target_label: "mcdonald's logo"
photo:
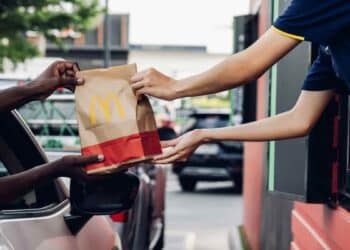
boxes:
[89,93,126,125]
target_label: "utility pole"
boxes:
[103,0,110,68]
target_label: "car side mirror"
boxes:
[70,171,140,216]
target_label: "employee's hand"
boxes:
[28,60,84,101]
[131,68,177,101]
[51,154,104,179]
[153,129,204,164]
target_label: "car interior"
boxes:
[0,111,66,213]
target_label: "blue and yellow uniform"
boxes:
[272,0,350,92]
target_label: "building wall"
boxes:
[246,1,350,250]
[291,202,350,249]
[242,0,269,249]
[128,49,227,79]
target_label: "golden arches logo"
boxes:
[89,93,126,125]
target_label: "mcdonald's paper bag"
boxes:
[75,64,162,174]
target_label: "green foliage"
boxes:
[0,0,103,71]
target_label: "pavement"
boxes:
[164,171,243,250]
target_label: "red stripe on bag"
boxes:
[81,130,162,173]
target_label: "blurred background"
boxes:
[0,1,252,249]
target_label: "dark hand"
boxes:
[28,61,84,101]
[51,154,104,179]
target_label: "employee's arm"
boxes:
[154,90,334,163]
[0,61,83,113]
[131,28,300,100]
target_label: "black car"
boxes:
[173,109,243,193]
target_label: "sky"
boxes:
[107,0,250,54]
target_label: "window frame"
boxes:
[338,96,350,210]
[0,111,67,216]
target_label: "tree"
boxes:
[0,0,102,71]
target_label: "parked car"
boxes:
[0,80,166,249]
[151,99,177,141]
[173,109,243,193]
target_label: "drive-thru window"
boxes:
[241,0,350,249]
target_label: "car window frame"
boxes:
[0,111,68,218]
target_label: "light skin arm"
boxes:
[131,28,300,100]
[154,90,334,163]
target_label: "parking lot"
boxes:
[165,171,243,250]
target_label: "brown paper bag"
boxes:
[75,64,162,174]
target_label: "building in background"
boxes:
[45,14,129,69]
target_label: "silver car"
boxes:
[0,79,166,250]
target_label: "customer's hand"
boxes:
[153,129,204,164]
[131,68,177,100]
[50,154,104,179]
[28,61,84,101]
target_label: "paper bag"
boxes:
[75,64,162,174]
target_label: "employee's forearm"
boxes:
[172,28,299,99]
[202,110,310,142]
[174,52,254,98]
[0,84,38,112]
[0,163,56,203]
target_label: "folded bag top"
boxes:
[75,64,162,174]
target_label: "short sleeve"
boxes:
[273,0,350,45]
[302,48,344,91]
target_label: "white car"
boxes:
[0,76,166,249]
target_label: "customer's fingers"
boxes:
[73,62,80,72]
[67,154,104,166]
[65,69,75,77]
[62,61,76,70]
[57,62,66,75]
[58,77,85,86]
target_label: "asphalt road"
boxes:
[164,171,243,250]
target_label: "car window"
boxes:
[18,97,80,152]
[194,115,230,129]
[0,112,65,212]
[0,161,8,177]
[0,159,44,211]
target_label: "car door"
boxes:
[0,111,116,250]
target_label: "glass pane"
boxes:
[195,115,230,129]
[0,160,39,210]
[18,96,80,151]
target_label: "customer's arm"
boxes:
[0,155,103,204]
[154,90,334,163]
[0,61,83,112]
[131,28,300,100]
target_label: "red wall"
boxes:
[242,1,269,249]
[291,203,350,249]
[244,2,350,250]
